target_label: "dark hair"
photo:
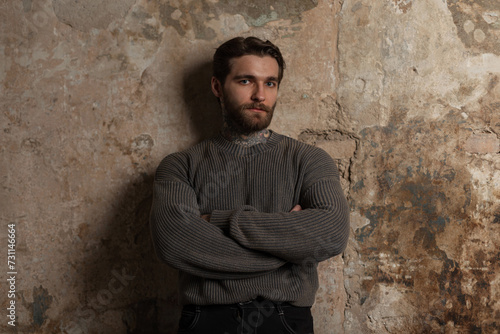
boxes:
[213,36,285,86]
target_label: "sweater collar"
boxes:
[211,130,283,156]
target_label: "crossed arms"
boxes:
[149,151,350,280]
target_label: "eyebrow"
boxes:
[233,74,278,82]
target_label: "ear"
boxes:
[211,76,223,98]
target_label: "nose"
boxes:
[251,83,265,102]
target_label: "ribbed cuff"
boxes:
[209,210,233,232]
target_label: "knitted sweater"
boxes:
[150,131,350,306]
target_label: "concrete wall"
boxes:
[1,0,498,333]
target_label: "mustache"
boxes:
[241,103,273,113]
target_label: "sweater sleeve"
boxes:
[149,157,287,280]
[210,150,350,264]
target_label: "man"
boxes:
[150,36,350,334]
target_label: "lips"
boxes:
[248,107,266,113]
[244,103,271,113]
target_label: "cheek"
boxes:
[232,88,253,104]
[225,84,245,98]
[267,91,278,104]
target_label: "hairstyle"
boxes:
[212,36,286,86]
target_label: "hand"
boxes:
[201,214,211,222]
[290,204,302,212]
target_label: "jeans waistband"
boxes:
[183,298,296,311]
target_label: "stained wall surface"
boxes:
[1,0,499,333]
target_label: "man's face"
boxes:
[211,55,280,134]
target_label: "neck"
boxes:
[221,123,270,147]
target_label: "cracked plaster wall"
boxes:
[1,0,499,333]
[339,0,500,333]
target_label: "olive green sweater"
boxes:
[150,131,349,306]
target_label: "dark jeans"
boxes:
[177,299,314,334]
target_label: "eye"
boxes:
[266,82,276,88]
[239,79,250,85]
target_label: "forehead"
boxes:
[228,55,279,78]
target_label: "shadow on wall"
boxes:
[183,60,223,142]
[65,64,221,333]
[72,176,179,334]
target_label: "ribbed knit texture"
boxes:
[150,131,350,306]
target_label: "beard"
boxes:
[221,93,275,134]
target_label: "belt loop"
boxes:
[195,305,201,313]
[235,302,243,323]
[276,302,284,316]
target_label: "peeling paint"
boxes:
[52,0,136,32]
[447,0,500,55]
[32,286,53,327]
[392,0,413,14]
[158,0,318,40]
[346,110,499,332]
